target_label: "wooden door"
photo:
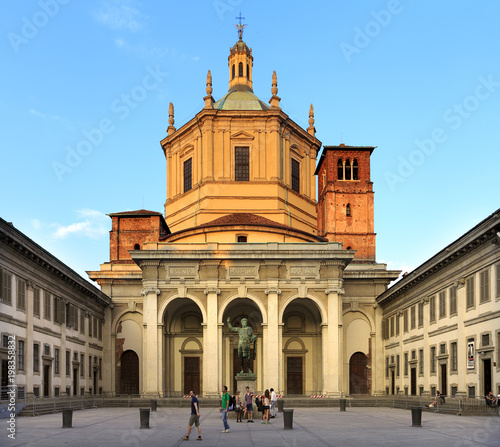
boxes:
[184,357,200,395]
[410,368,416,395]
[349,352,368,394]
[120,350,139,395]
[441,363,447,396]
[287,357,303,395]
[43,365,50,397]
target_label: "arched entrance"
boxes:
[282,297,323,396]
[163,297,204,397]
[120,350,139,395]
[349,352,368,394]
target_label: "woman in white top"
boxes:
[262,389,271,423]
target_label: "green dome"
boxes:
[214,85,269,111]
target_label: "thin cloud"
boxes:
[51,209,108,240]
[93,0,147,33]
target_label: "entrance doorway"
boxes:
[43,364,50,397]
[483,358,492,395]
[440,364,447,396]
[184,357,200,395]
[73,368,78,396]
[286,357,303,395]
[120,350,139,395]
[93,370,97,395]
[349,352,368,394]
[410,368,417,395]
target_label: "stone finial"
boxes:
[307,104,316,136]
[206,70,213,96]
[167,102,176,135]
[269,70,281,109]
[204,70,214,109]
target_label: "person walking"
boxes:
[270,388,277,418]
[244,386,254,422]
[181,390,202,441]
[220,385,231,433]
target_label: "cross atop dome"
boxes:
[234,12,246,41]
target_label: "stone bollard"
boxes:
[140,408,150,429]
[151,399,158,412]
[62,409,73,428]
[283,409,294,429]
[411,407,422,427]
[277,399,284,413]
[339,398,346,412]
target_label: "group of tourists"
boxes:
[181,385,278,441]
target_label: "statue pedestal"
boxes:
[235,372,256,394]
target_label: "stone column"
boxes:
[265,286,280,392]
[203,286,220,398]
[455,278,467,395]
[157,323,164,396]
[372,303,385,395]
[141,285,161,397]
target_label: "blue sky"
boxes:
[2,0,499,282]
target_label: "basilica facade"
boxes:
[88,30,399,398]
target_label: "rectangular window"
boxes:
[429,295,436,323]
[385,357,389,378]
[410,305,416,329]
[89,316,93,338]
[17,278,26,310]
[291,158,300,193]
[98,319,102,341]
[33,387,39,397]
[496,264,500,298]
[403,309,408,332]
[54,297,65,324]
[44,291,51,320]
[18,387,25,399]
[80,354,84,377]
[418,302,424,327]
[33,288,40,317]
[466,276,475,309]
[66,350,71,376]
[439,291,446,319]
[480,269,490,303]
[390,316,394,337]
[1,268,13,305]
[418,349,423,375]
[396,354,400,377]
[80,310,85,334]
[74,307,78,331]
[430,346,436,374]
[482,333,490,347]
[395,314,400,336]
[55,387,60,397]
[99,358,102,380]
[468,386,475,398]
[89,356,92,378]
[451,386,457,396]
[93,317,98,338]
[404,353,408,376]
[449,285,457,316]
[183,158,192,193]
[18,340,24,371]
[33,344,39,373]
[451,342,457,371]
[234,146,249,181]
[55,348,60,375]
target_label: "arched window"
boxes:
[134,244,140,250]
[353,159,359,180]
[238,62,243,77]
[337,159,344,180]
[246,64,249,79]
[232,64,235,79]
[346,204,351,217]
[345,158,351,180]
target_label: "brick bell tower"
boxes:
[315,144,376,261]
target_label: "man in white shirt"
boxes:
[270,388,277,418]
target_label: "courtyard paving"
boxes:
[4,406,499,446]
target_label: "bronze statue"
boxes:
[227,317,256,373]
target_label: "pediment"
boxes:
[230,131,255,140]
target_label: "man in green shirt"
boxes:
[220,385,230,433]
